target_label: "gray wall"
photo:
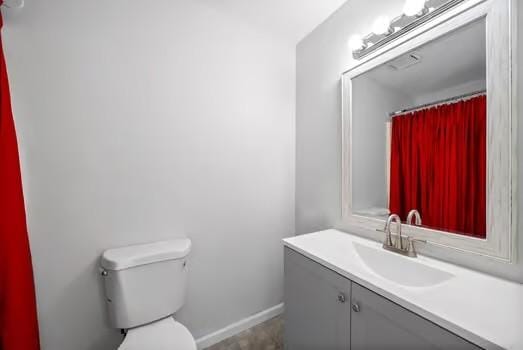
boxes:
[296,0,523,283]
[3,1,295,349]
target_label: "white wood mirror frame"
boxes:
[340,0,517,262]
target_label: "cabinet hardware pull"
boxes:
[351,302,361,312]
[337,293,346,303]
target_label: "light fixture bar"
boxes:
[352,0,465,60]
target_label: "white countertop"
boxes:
[283,229,523,350]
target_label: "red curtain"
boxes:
[0,6,41,350]
[389,95,486,238]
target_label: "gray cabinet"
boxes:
[284,247,351,350]
[350,283,481,350]
[284,247,482,350]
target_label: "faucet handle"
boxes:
[377,227,393,247]
[406,236,427,257]
[406,237,417,257]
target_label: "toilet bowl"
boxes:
[118,317,196,350]
[100,239,196,350]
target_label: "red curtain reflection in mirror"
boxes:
[389,95,486,238]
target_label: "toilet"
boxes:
[100,239,196,350]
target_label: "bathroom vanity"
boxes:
[283,230,523,350]
[287,0,522,348]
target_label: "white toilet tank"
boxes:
[100,239,191,330]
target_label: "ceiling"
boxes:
[196,0,349,44]
[360,17,486,99]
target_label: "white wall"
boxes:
[413,79,486,105]
[296,0,523,283]
[2,1,295,349]
[352,76,413,212]
[296,0,405,234]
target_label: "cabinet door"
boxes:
[351,283,482,350]
[284,247,351,350]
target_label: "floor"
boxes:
[204,316,283,350]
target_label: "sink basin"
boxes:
[353,242,454,287]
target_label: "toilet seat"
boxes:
[118,317,196,350]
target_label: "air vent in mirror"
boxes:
[388,52,422,70]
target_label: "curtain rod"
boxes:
[1,0,24,9]
[389,89,486,117]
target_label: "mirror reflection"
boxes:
[352,18,486,238]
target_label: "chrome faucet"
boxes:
[406,209,422,226]
[405,209,424,257]
[383,214,402,250]
[381,212,425,257]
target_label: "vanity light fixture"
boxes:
[372,16,393,35]
[403,0,428,17]
[348,35,365,51]
[350,0,465,60]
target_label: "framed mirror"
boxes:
[341,0,516,261]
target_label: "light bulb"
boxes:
[348,35,364,51]
[372,16,392,35]
[403,0,426,17]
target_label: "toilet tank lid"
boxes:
[101,238,191,271]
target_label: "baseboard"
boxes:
[195,303,284,349]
